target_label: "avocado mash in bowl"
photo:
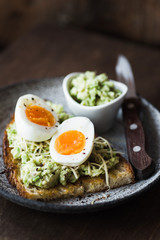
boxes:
[63,71,128,132]
[69,71,122,106]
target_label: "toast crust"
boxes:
[3,120,135,200]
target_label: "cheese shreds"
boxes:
[100,155,109,187]
[7,122,119,188]
[70,167,79,180]
[88,162,91,175]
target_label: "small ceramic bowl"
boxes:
[63,72,128,132]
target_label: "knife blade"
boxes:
[115,55,154,180]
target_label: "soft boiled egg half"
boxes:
[49,117,94,167]
[15,94,59,142]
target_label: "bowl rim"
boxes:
[63,72,128,110]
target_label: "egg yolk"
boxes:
[54,130,86,155]
[26,105,56,127]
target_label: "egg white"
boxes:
[15,94,59,142]
[49,117,94,167]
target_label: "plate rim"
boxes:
[0,171,160,214]
[0,77,160,214]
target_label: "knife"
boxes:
[115,55,154,180]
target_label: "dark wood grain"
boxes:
[0,24,160,240]
[123,97,154,179]
[0,24,159,109]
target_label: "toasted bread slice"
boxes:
[3,121,135,201]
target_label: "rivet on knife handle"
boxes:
[122,97,154,180]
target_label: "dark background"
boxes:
[0,0,159,109]
[0,0,160,47]
[0,1,160,240]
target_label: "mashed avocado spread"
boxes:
[7,101,119,189]
[69,71,121,106]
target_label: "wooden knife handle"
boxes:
[122,97,154,180]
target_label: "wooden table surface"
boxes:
[0,24,160,240]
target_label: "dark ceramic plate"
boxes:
[0,77,159,213]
